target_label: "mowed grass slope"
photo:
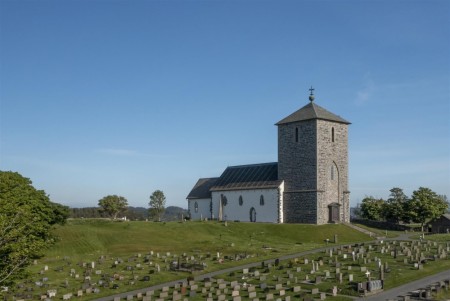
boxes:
[49,220,371,261]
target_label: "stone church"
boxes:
[187,89,350,224]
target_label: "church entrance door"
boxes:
[249,207,256,222]
[328,203,340,223]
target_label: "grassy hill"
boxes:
[49,219,371,260]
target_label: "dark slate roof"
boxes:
[276,102,351,125]
[186,177,219,199]
[210,162,282,191]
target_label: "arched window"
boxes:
[260,195,265,206]
[250,207,256,222]
[194,201,199,213]
[295,127,299,143]
[239,195,243,206]
[331,127,335,142]
[221,195,228,206]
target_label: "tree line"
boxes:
[355,187,448,231]
[69,206,188,221]
[96,190,167,221]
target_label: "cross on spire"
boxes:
[308,86,315,102]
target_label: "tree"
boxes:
[98,195,128,219]
[0,171,68,285]
[406,187,448,232]
[360,196,385,221]
[437,195,449,213]
[149,190,166,221]
[383,187,408,224]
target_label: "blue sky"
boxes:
[1,0,449,209]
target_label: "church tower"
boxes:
[276,88,350,224]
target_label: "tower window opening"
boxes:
[260,195,265,206]
[331,165,334,180]
[331,127,335,142]
[295,127,299,143]
[239,195,243,206]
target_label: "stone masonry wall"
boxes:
[278,120,317,223]
[283,192,317,224]
[278,115,349,224]
[316,120,349,224]
[278,120,317,192]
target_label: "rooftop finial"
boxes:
[309,86,315,102]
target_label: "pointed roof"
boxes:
[210,162,282,191]
[186,177,219,199]
[276,102,351,125]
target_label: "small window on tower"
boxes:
[331,165,334,180]
[239,195,243,206]
[332,127,335,142]
[260,195,265,206]
[295,127,299,143]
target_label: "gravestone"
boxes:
[332,286,337,296]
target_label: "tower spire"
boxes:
[309,86,315,102]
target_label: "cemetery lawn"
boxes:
[412,233,450,241]
[13,220,450,301]
[17,220,370,300]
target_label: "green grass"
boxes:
[7,220,371,300]
[412,233,450,242]
[351,223,404,238]
[48,219,371,259]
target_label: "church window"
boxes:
[221,195,228,206]
[295,127,299,142]
[239,195,243,206]
[260,195,265,206]
[331,165,334,180]
[194,201,199,213]
[331,127,335,142]
[250,207,256,222]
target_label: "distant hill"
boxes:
[69,206,188,221]
[163,206,189,221]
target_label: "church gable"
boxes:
[186,177,219,199]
